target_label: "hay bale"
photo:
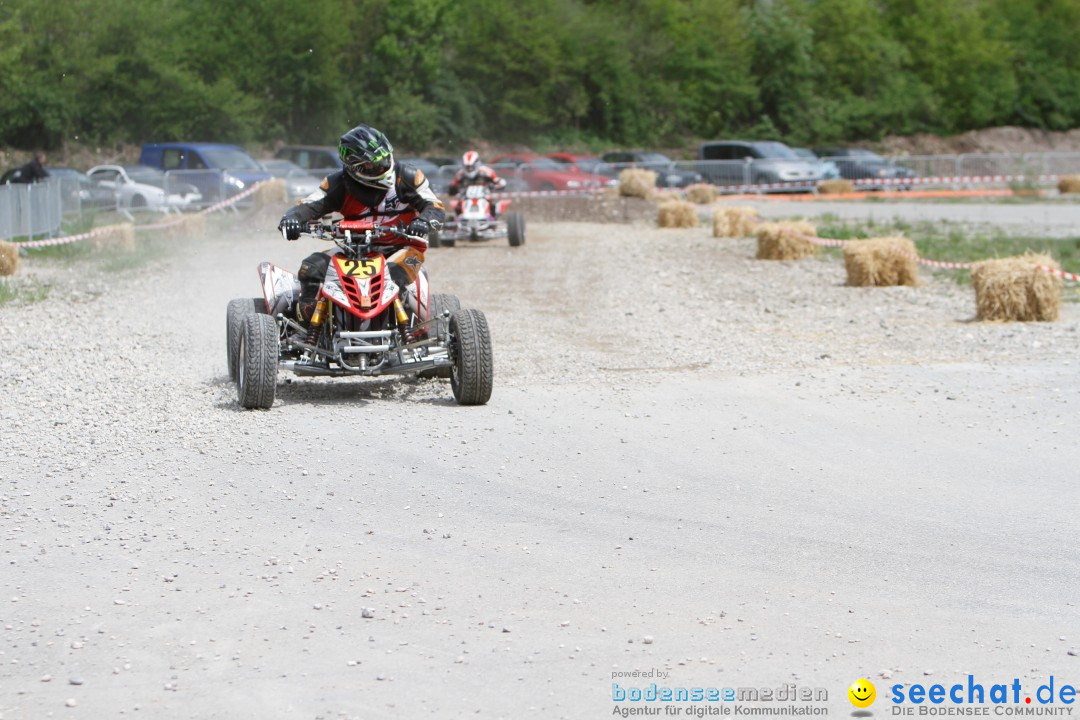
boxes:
[618,169,657,199]
[254,178,288,208]
[972,254,1062,322]
[164,212,206,238]
[754,221,818,260]
[712,206,759,238]
[0,241,18,276]
[657,200,698,228]
[684,183,717,204]
[1057,175,1080,194]
[92,224,136,252]
[818,179,855,195]
[842,236,920,287]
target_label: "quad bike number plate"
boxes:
[339,256,383,278]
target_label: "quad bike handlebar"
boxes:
[286,219,428,256]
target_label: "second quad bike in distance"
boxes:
[433,185,525,248]
[225,218,493,409]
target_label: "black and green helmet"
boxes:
[339,124,395,189]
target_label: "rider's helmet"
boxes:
[462,151,480,179]
[339,124,395,190]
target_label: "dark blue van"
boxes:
[139,143,272,203]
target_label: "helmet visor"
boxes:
[344,153,392,181]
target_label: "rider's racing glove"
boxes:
[406,218,433,238]
[278,216,303,240]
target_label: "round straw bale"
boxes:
[842,236,920,287]
[684,183,717,204]
[713,206,759,238]
[618,169,657,199]
[92,224,136,252]
[971,254,1062,322]
[0,241,18,276]
[254,178,288,208]
[164,212,206,238]
[818,179,855,195]
[657,200,698,228]
[754,221,818,260]
[1057,175,1080,194]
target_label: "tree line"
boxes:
[1,0,1077,153]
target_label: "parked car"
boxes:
[696,141,822,188]
[812,147,917,186]
[545,153,616,177]
[258,159,322,201]
[87,165,202,211]
[599,151,702,188]
[274,145,343,172]
[398,156,451,194]
[491,154,618,192]
[48,167,117,209]
[791,148,840,180]
[140,143,272,203]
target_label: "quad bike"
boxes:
[225,218,493,409]
[432,184,525,248]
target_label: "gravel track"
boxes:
[1,211,1078,718]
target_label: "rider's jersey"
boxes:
[449,166,506,197]
[284,163,445,228]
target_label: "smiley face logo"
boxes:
[848,678,876,708]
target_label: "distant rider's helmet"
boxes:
[339,124,395,190]
[462,151,480,180]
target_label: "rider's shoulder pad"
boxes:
[396,163,427,188]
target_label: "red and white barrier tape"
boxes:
[853,173,1059,189]
[16,224,130,249]
[795,231,1077,280]
[490,188,604,199]
[15,182,266,249]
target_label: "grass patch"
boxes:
[0,277,50,306]
[816,217,1080,289]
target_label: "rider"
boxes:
[278,124,445,326]
[448,151,506,217]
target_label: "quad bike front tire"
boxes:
[428,229,441,248]
[237,314,279,409]
[418,293,461,380]
[227,297,265,381]
[449,309,493,406]
[507,212,526,247]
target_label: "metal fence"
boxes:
[0,180,63,241]
[429,152,1080,195]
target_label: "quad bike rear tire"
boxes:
[418,293,461,379]
[507,212,526,247]
[227,297,265,381]
[449,309,493,406]
[237,314,279,409]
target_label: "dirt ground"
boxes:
[1,208,1078,719]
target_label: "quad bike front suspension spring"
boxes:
[307,298,329,345]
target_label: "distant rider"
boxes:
[277,124,445,327]
[448,151,506,217]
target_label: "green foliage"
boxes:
[0,0,1078,152]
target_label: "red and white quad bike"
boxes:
[433,184,525,248]
[225,218,493,409]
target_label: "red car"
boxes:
[490,154,617,192]
[545,153,617,179]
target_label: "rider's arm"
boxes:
[483,167,507,190]
[448,170,463,197]
[281,171,348,223]
[397,165,446,227]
